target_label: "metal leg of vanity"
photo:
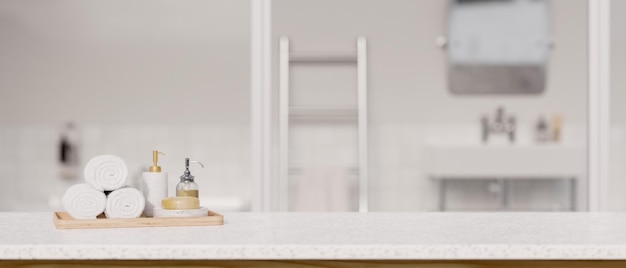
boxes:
[500,179,509,210]
[436,177,578,212]
[569,177,577,211]
[438,179,447,211]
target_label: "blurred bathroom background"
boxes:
[0,0,622,212]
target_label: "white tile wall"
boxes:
[0,121,588,212]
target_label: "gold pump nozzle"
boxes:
[149,150,165,172]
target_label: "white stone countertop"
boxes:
[3,212,626,260]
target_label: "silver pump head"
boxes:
[179,158,204,182]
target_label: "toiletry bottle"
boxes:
[142,150,168,217]
[176,158,204,198]
[552,114,563,142]
[535,116,549,142]
[58,121,80,180]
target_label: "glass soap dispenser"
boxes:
[176,158,204,198]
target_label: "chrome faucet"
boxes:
[481,106,516,143]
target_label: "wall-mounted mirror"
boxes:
[445,0,550,95]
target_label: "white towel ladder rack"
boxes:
[278,36,368,212]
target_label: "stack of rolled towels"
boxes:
[62,155,145,219]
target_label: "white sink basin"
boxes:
[426,145,586,179]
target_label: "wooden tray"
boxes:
[53,211,224,229]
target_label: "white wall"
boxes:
[0,0,252,211]
[272,0,588,211]
[609,0,626,211]
[0,0,250,124]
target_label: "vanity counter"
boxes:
[2,212,626,260]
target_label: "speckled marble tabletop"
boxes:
[2,212,626,260]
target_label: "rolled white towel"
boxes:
[84,155,128,191]
[62,183,107,220]
[105,187,145,219]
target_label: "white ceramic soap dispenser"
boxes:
[142,150,168,217]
